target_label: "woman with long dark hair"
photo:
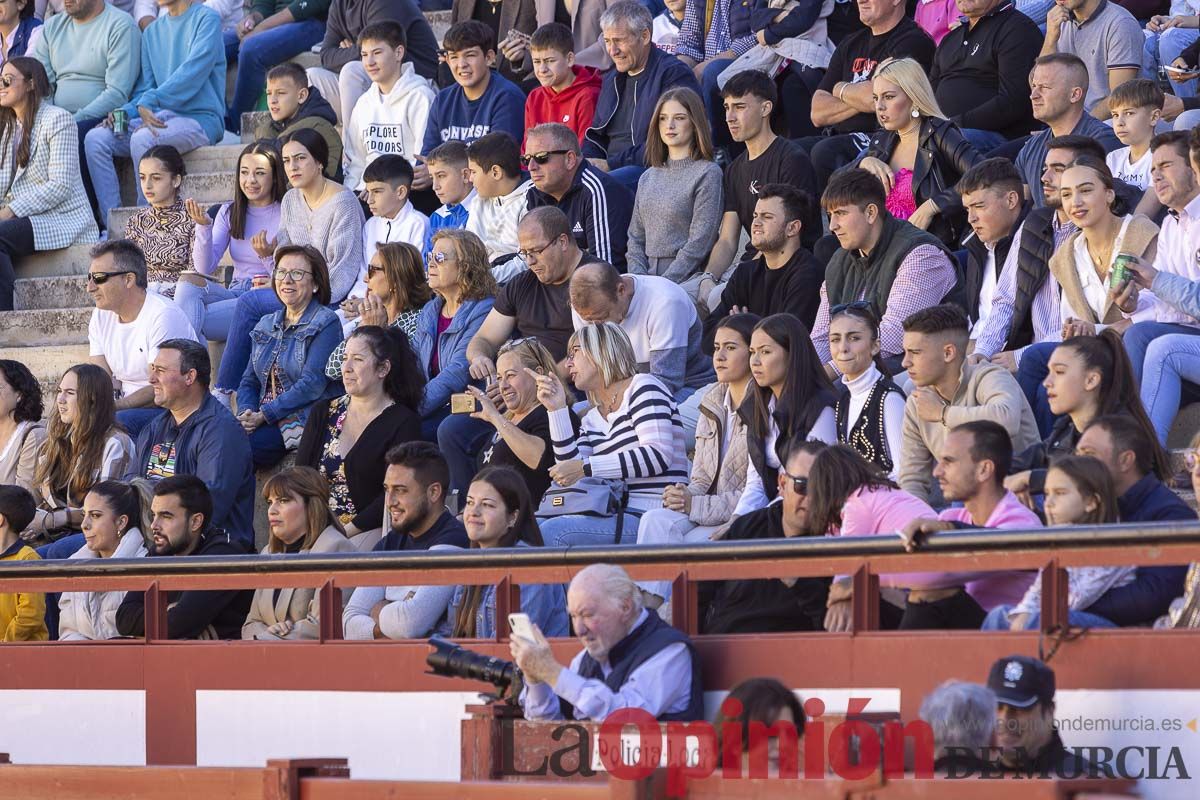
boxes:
[297,326,424,551]
[446,466,568,639]
[28,364,134,546]
[175,139,287,342]
[829,303,905,478]
[57,480,149,640]
[243,467,356,640]
[0,56,97,310]
[0,358,43,491]
[732,313,837,517]
[806,445,937,631]
[1006,330,1170,500]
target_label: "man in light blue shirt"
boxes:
[510,563,704,722]
[83,0,225,233]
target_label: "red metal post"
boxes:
[318,579,342,642]
[1040,559,1070,633]
[144,581,168,642]
[851,565,880,632]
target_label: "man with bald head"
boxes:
[511,563,704,721]
[1015,54,1121,207]
[570,261,713,400]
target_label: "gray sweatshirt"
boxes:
[626,158,724,283]
[276,186,366,304]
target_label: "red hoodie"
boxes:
[524,66,603,147]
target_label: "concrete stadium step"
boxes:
[0,342,91,400]
[14,274,88,311]
[0,308,91,348]
[182,144,245,175]
[113,168,236,211]
[1168,401,1200,450]
[19,244,99,279]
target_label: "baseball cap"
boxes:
[986,655,1055,709]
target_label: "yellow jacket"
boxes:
[0,539,48,641]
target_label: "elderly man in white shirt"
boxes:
[510,563,703,722]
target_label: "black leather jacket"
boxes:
[861,116,982,245]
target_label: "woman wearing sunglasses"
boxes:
[236,245,344,468]
[828,302,905,479]
[212,128,365,409]
[635,313,758,606]
[412,229,497,440]
[0,57,98,311]
[324,242,431,378]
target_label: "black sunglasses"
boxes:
[87,270,134,285]
[520,150,570,167]
[782,470,808,496]
[830,300,872,317]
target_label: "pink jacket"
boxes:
[914,0,961,45]
[939,491,1041,610]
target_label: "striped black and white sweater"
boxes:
[547,374,689,512]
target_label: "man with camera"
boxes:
[509,563,704,722]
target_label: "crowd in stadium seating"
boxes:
[1,0,1200,729]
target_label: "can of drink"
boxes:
[112,109,128,136]
[1110,254,1135,289]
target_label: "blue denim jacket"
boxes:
[443,543,569,638]
[412,294,495,417]
[237,300,343,425]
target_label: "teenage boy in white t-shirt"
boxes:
[1107,79,1164,191]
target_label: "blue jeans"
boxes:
[437,413,495,494]
[215,286,283,391]
[37,532,87,640]
[539,512,641,547]
[961,128,1010,154]
[1145,28,1200,99]
[84,111,210,232]
[608,164,645,193]
[117,407,166,439]
[982,604,1118,630]
[1121,320,1200,385]
[1140,331,1200,444]
[1016,341,1061,438]
[173,278,254,344]
[226,19,327,134]
[249,421,287,468]
[700,57,735,145]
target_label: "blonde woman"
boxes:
[856,57,981,244]
[242,467,355,641]
[459,337,580,502]
[626,86,723,297]
[531,322,689,546]
[413,229,498,435]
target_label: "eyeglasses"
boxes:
[520,150,570,167]
[367,265,385,277]
[1187,451,1200,471]
[781,469,808,496]
[427,250,454,266]
[517,237,561,260]
[273,268,312,282]
[87,270,134,285]
[498,336,541,355]
[831,300,872,317]
[0,75,23,88]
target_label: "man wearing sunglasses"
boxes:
[85,239,199,438]
[701,438,831,634]
[524,122,632,270]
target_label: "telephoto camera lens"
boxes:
[426,636,516,690]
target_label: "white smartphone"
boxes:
[508,612,535,640]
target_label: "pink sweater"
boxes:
[938,491,1041,610]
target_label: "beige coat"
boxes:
[687,383,749,526]
[57,528,148,641]
[242,526,356,640]
[0,421,45,493]
[899,360,1041,502]
[1049,214,1158,325]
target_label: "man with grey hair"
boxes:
[510,563,703,721]
[525,123,633,270]
[919,680,996,775]
[582,1,698,192]
[86,240,199,438]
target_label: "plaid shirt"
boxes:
[2,103,98,250]
[811,244,958,366]
[676,0,759,63]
